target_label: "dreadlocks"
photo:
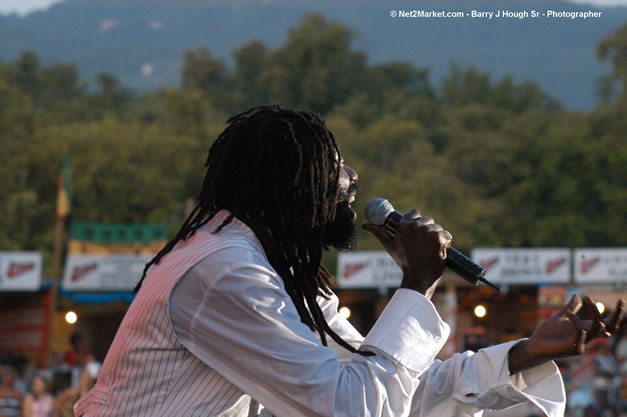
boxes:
[134,104,371,356]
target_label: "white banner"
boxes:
[62,254,152,291]
[0,252,42,291]
[574,248,627,284]
[471,248,570,284]
[337,251,402,288]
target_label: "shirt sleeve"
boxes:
[318,293,566,417]
[315,292,364,364]
[407,341,566,417]
[168,246,449,417]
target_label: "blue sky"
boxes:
[0,0,63,15]
[1,0,627,16]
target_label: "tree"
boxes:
[441,62,558,112]
[233,41,271,108]
[90,72,131,117]
[163,87,223,137]
[259,13,367,113]
[10,51,42,103]
[0,78,34,140]
[40,62,83,104]
[181,48,234,111]
[597,23,627,101]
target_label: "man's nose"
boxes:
[343,164,358,184]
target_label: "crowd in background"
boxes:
[1,325,626,417]
[560,320,627,417]
[0,333,99,417]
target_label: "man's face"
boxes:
[323,160,359,250]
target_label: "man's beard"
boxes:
[323,200,358,251]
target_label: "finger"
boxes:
[439,231,452,259]
[606,299,625,334]
[583,296,604,340]
[580,319,607,341]
[402,209,422,220]
[415,216,435,226]
[583,295,601,320]
[564,310,586,332]
[439,230,453,252]
[438,230,453,248]
[583,295,603,322]
[577,330,587,354]
[564,311,587,354]
[423,223,443,232]
[564,294,582,315]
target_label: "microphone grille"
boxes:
[364,198,395,225]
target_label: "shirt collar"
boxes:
[208,209,264,252]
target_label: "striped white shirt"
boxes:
[75,210,565,417]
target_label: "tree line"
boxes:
[0,13,625,277]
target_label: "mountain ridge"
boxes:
[2,0,626,108]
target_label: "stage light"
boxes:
[474,305,487,318]
[65,311,78,324]
[596,302,605,314]
[339,306,351,319]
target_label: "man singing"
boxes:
[75,105,623,417]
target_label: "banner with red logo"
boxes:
[337,251,402,288]
[62,254,152,291]
[574,248,627,284]
[471,248,570,284]
[0,252,42,291]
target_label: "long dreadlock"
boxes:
[134,104,371,356]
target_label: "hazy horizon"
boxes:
[2,0,627,16]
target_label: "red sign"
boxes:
[546,257,566,274]
[581,257,600,274]
[71,263,98,282]
[343,262,366,278]
[480,257,499,270]
[7,262,35,278]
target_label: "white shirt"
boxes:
[168,222,566,416]
[75,211,565,417]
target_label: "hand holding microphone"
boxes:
[363,198,500,294]
[361,201,452,298]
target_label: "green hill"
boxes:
[1,0,626,108]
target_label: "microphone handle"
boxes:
[446,247,486,286]
[383,210,500,291]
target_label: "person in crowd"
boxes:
[53,362,99,417]
[0,367,23,417]
[613,320,627,369]
[63,334,90,368]
[22,375,53,417]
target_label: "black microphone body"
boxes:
[365,198,500,291]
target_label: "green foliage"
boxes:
[181,48,235,111]
[92,72,131,116]
[597,22,627,101]
[257,13,368,113]
[441,62,560,112]
[233,41,271,109]
[0,12,625,278]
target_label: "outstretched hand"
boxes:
[508,294,624,375]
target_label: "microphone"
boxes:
[365,198,500,292]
